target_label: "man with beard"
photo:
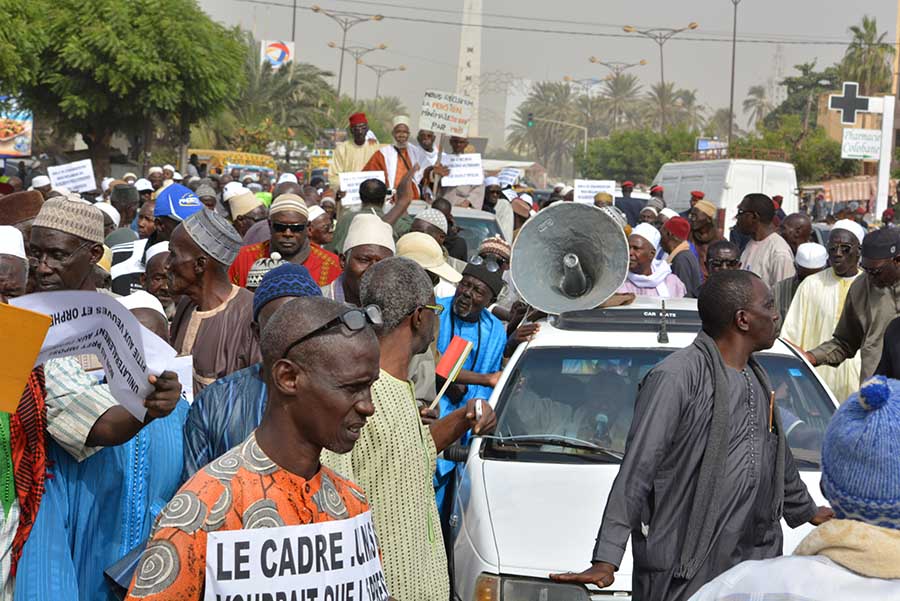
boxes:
[412,129,439,187]
[782,221,864,401]
[363,115,423,200]
[803,227,900,384]
[169,209,261,396]
[552,270,830,601]
[434,261,508,526]
[617,223,687,298]
[147,166,164,191]
[229,194,341,287]
[772,242,827,324]
[141,241,175,321]
[689,199,723,279]
[329,112,382,189]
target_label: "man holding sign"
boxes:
[127,297,382,601]
[329,113,382,190]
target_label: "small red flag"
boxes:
[436,336,473,380]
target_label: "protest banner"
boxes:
[574,179,616,204]
[418,90,475,137]
[11,291,177,420]
[0,303,51,412]
[441,153,484,187]
[47,159,97,193]
[339,171,386,206]
[497,168,522,188]
[205,511,389,601]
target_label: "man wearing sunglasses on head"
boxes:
[127,296,381,601]
[229,194,341,288]
[803,227,900,385]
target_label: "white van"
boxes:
[653,159,798,237]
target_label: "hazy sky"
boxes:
[199,0,897,146]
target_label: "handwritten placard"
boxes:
[497,168,522,187]
[574,179,616,204]
[441,153,484,187]
[338,171,386,206]
[205,511,389,601]
[419,90,475,137]
[47,159,97,193]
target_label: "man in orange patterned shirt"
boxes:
[126,297,382,601]
[229,194,341,288]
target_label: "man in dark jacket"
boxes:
[614,180,645,227]
[180,263,322,480]
[661,216,702,298]
[552,270,832,601]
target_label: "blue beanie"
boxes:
[821,376,900,529]
[252,263,322,322]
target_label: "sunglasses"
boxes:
[281,305,383,359]
[735,208,757,218]
[827,244,856,255]
[271,222,307,234]
[469,254,507,273]
[708,259,740,269]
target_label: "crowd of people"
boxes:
[0,108,898,601]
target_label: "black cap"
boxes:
[462,262,505,298]
[110,184,140,206]
[861,227,900,260]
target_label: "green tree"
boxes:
[577,127,695,183]
[4,0,245,177]
[507,82,581,176]
[764,61,841,130]
[705,107,744,140]
[840,16,894,95]
[600,73,643,132]
[673,89,707,131]
[743,85,773,129]
[643,82,681,132]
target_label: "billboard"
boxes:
[0,97,32,158]
[261,40,294,69]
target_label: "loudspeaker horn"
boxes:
[510,202,629,314]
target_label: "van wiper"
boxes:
[484,434,624,461]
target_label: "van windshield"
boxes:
[485,347,834,468]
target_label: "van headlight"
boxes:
[474,573,591,601]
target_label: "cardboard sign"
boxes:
[497,168,522,187]
[441,153,484,187]
[574,179,616,204]
[339,171,386,206]
[0,303,51,413]
[11,291,177,421]
[419,90,475,137]
[205,511,389,601]
[47,159,97,193]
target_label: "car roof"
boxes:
[528,296,796,357]
[408,200,500,221]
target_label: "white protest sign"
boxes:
[841,128,882,160]
[441,153,484,187]
[419,90,475,137]
[10,291,177,421]
[574,179,616,204]
[205,510,389,601]
[339,171,386,206]
[47,159,97,193]
[168,355,195,405]
[497,168,522,187]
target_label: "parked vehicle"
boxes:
[653,160,799,238]
[408,201,504,251]
[450,297,837,601]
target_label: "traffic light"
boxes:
[526,112,534,128]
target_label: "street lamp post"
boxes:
[363,64,406,98]
[328,42,386,101]
[588,57,648,77]
[623,22,699,131]
[727,0,741,148]
[311,5,383,102]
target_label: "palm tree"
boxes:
[743,85,773,129]
[575,91,609,139]
[600,73,642,132]
[507,81,580,176]
[675,89,707,131]
[643,82,680,132]
[840,16,894,95]
[705,108,739,140]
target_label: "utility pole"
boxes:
[588,57,647,77]
[623,22,699,132]
[363,64,406,98]
[533,116,588,179]
[291,0,297,42]
[328,43,386,101]
[727,0,741,148]
[311,6,383,102]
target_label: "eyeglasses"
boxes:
[861,263,888,277]
[414,303,444,316]
[280,305,383,359]
[29,241,92,269]
[271,222,307,234]
[735,208,757,218]
[469,254,507,272]
[707,259,740,269]
[828,244,855,255]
